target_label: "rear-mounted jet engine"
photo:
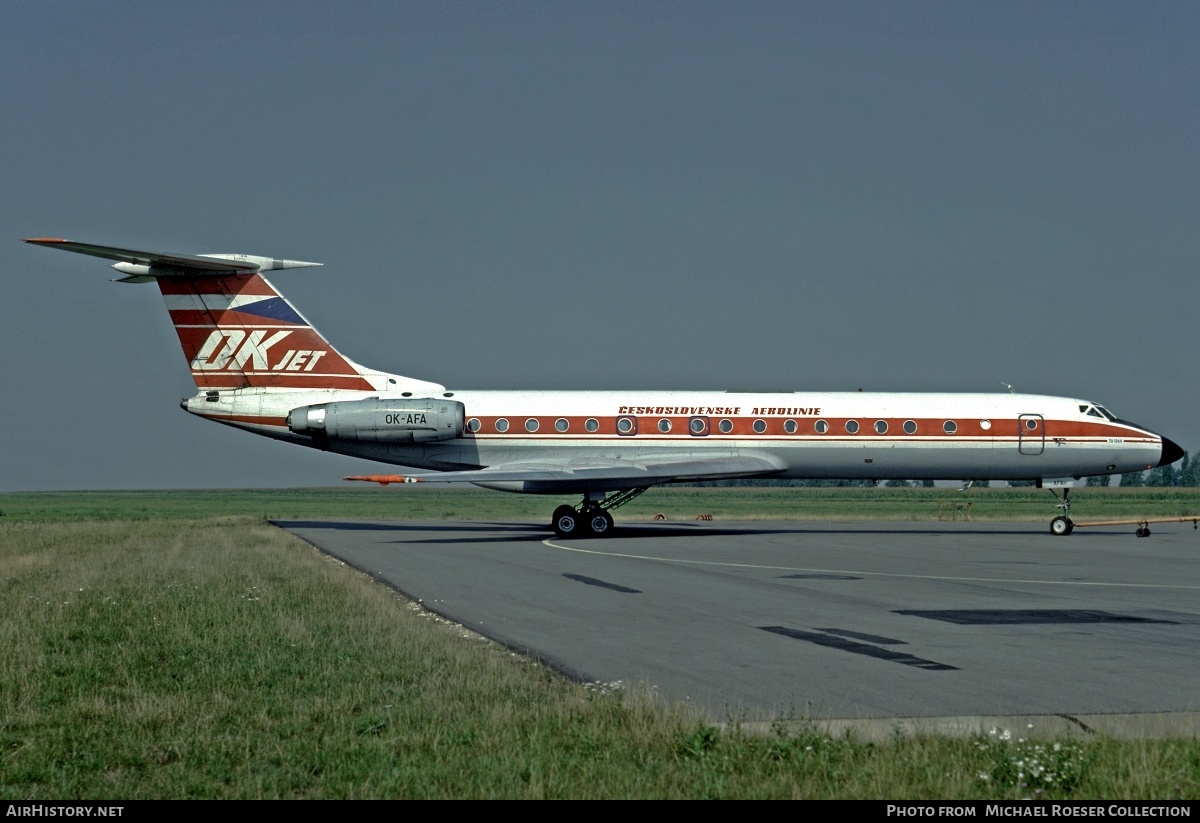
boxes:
[288,398,464,443]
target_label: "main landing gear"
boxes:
[550,488,649,538]
[1049,488,1074,536]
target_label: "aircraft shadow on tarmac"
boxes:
[272,520,537,533]
[590,524,1056,539]
[273,519,1068,542]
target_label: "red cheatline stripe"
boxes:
[457,415,1153,439]
[195,413,289,426]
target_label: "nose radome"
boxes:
[1158,437,1185,467]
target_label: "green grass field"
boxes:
[3,488,1199,798]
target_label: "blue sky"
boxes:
[4,2,1197,490]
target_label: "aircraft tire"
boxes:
[1136,527,1150,538]
[1050,516,1073,536]
[586,510,614,537]
[551,505,575,530]
[553,507,580,537]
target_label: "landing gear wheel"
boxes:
[1050,516,1074,536]
[585,510,614,537]
[552,507,580,537]
[1136,526,1150,538]
[551,505,575,530]
[549,489,645,540]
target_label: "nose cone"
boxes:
[1158,437,1185,467]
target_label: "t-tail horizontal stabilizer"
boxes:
[24,238,321,282]
[26,237,443,394]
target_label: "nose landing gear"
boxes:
[550,487,649,538]
[1049,488,1074,536]
[1043,485,1200,538]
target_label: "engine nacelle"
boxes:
[287,397,464,443]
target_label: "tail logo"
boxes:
[190,329,328,373]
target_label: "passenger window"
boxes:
[658,419,672,433]
[555,418,569,432]
[495,418,509,433]
[689,418,707,434]
[585,418,599,432]
[815,420,829,434]
[525,418,539,433]
[753,419,767,434]
[617,417,635,435]
[874,420,888,434]
[943,421,957,434]
[718,419,733,434]
[903,420,917,434]
[783,419,797,434]
[846,420,860,434]
[467,418,481,433]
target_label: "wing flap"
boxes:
[346,453,785,486]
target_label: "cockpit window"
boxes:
[1095,406,1116,421]
[1087,407,1104,418]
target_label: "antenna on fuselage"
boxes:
[999,381,1015,394]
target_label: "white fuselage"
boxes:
[186,387,1165,492]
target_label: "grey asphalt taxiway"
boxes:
[277,519,1200,736]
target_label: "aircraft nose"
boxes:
[1158,436,1185,467]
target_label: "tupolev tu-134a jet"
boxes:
[26,238,1183,537]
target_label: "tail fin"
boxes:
[24,238,434,392]
[158,271,375,390]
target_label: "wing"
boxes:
[346,452,786,491]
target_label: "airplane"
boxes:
[26,237,1184,538]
